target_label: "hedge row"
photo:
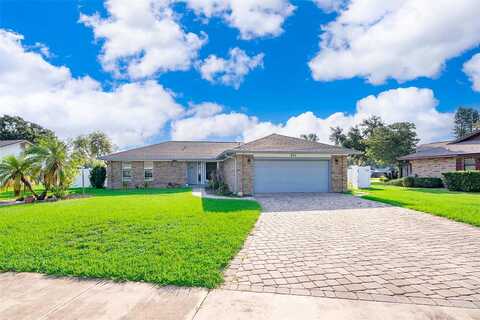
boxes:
[442,171,480,192]
[386,176,444,188]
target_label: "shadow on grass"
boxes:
[201,197,261,213]
[70,187,192,197]
[361,195,409,208]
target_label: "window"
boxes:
[464,158,476,171]
[206,162,217,181]
[122,162,132,181]
[144,161,154,181]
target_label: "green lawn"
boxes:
[0,188,260,288]
[355,183,480,227]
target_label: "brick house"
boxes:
[101,134,360,195]
[398,130,480,178]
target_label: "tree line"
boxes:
[300,107,479,169]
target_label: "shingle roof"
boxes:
[101,134,361,161]
[0,140,28,148]
[229,134,361,155]
[398,131,480,160]
[100,141,241,161]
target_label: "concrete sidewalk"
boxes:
[1,273,480,320]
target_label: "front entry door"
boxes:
[187,162,198,185]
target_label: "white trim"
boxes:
[253,153,332,159]
[234,156,238,193]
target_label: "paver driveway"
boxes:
[222,193,480,309]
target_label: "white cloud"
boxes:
[463,53,480,92]
[198,48,264,88]
[80,0,206,79]
[172,87,454,144]
[185,102,223,117]
[0,29,183,147]
[184,0,295,39]
[309,0,480,84]
[313,0,345,12]
[171,102,258,140]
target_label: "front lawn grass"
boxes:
[0,188,260,288]
[355,183,480,227]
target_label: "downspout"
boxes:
[234,156,238,194]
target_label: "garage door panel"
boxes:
[254,160,329,193]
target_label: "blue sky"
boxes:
[1,0,479,147]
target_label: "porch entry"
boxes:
[187,161,218,185]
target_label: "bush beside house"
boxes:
[386,176,443,188]
[89,165,106,188]
[442,171,480,192]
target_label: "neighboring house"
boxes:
[398,130,480,178]
[0,140,31,159]
[100,134,360,195]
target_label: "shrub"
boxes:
[402,176,415,187]
[51,186,69,199]
[443,171,480,192]
[386,178,403,186]
[413,177,443,188]
[386,176,443,188]
[207,171,232,196]
[89,165,107,188]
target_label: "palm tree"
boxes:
[0,155,38,197]
[25,138,70,199]
[300,133,319,142]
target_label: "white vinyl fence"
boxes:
[71,168,91,188]
[348,166,371,189]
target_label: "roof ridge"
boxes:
[101,140,242,159]
[448,129,480,144]
[169,140,240,144]
[104,141,170,157]
[235,133,352,150]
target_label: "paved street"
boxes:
[222,193,480,309]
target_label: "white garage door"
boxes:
[254,159,330,193]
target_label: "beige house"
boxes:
[398,130,480,178]
[101,134,360,195]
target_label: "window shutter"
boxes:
[476,158,480,170]
[456,158,463,171]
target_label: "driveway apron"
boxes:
[222,193,480,309]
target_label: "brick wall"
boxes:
[107,161,187,189]
[221,155,254,196]
[411,157,456,178]
[222,157,236,193]
[331,155,348,192]
[238,155,254,195]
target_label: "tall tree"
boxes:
[359,116,385,138]
[0,115,55,143]
[453,107,480,138]
[72,131,114,167]
[343,126,367,165]
[300,133,319,142]
[365,122,419,167]
[329,126,346,146]
[26,137,80,199]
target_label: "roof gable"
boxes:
[0,140,30,148]
[398,132,480,161]
[231,133,360,155]
[449,130,480,144]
